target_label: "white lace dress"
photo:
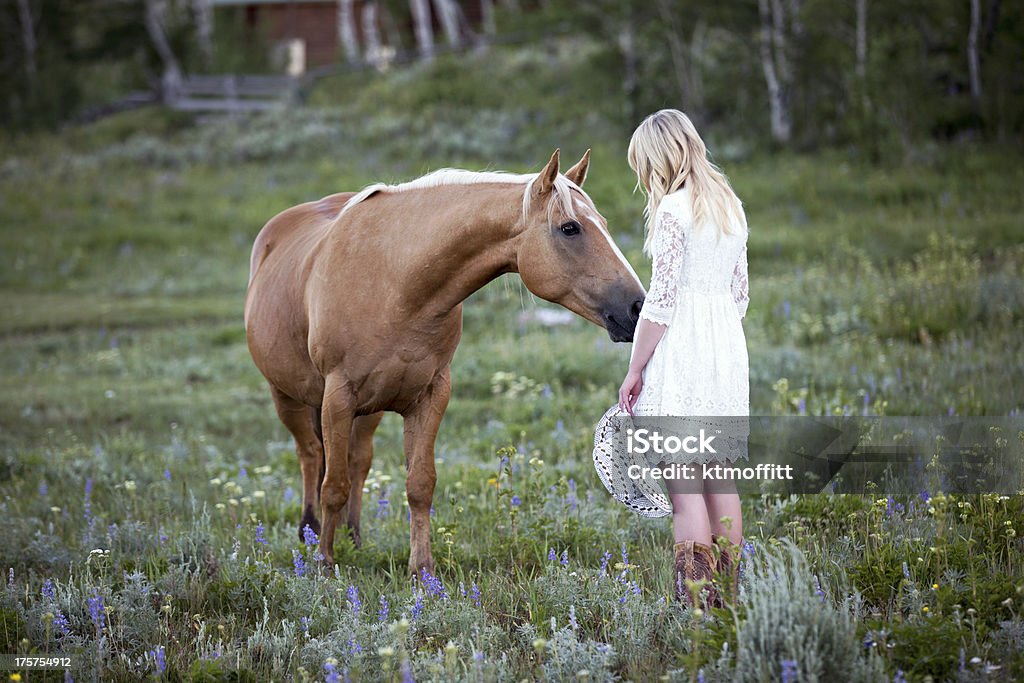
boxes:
[630,186,750,464]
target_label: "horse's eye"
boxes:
[559,221,582,237]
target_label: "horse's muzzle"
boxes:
[603,295,644,342]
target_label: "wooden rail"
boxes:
[169,74,298,112]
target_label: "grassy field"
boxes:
[1,48,1023,682]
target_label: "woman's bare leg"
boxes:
[704,490,742,546]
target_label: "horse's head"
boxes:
[515,149,646,343]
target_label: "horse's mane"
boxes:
[337,168,588,223]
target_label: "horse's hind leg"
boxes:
[268,385,325,541]
[343,412,384,548]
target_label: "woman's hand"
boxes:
[618,369,643,416]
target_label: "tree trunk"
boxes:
[618,11,637,126]
[855,0,867,79]
[144,0,183,102]
[967,0,983,102]
[409,0,434,61]
[362,1,383,68]
[432,0,461,49]
[192,0,214,68]
[480,0,496,38]
[758,0,792,142]
[656,0,703,112]
[16,0,37,82]
[338,0,360,65]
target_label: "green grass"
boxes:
[1,46,1023,681]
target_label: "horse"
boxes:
[244,149,646,573]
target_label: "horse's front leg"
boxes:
[319,374,355,570]
[402,369,451,575]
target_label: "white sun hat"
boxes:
[592,404,672,518]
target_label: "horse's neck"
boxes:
[385,184,523,317]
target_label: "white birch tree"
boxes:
[362,1,383,68]
[16,0,37,82]
[338,0,360,65]
[967,0,983,103]
[410,0,434,61]
[432,0,461,50]
[191,0,213,68]
[145,0,183,102]
[757,0,793,143]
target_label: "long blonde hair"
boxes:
[627,109,744,255]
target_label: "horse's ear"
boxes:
[564,149,591,187]
[534,148,561,196]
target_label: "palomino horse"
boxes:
[245,149,645,572]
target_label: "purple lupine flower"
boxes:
[739,540,756,580]
[83,478,95,544]
[163,468,172,482]
[782,300,791,318]
[42,578,56,601]
[348,639,362,655]
[813,575,826,602]
[378,595,389,622]
[302,524,319,547]
[697,671,706,683]
[599,551,612,575]
[959,648,966,672]
[300,616,311,635]
[254,522,267,545]
[781,659,798,683]
[158,528,168,545]
[347,585,362,613]
[850,364,857,377]
[510,495,521,507]
[948,406,955,417]
[863,392,870,415]
[324,662,340,683]
[52,611,70,636]
[400,659,415,683]
[87,592,105,631]
[459,582,466,598]
[548,548,557,562]
[239,466,247,479]
[149,646,166,674]
[284,487,295,504]
[473,651,484,663]
[376,497,390,519]
[919,489,930,503]
[470,583,481,608]
[39,481,48,497]
[420,569,447,599]
[63,670,74,683]
[566,478,578,512]
[560,549,569,567]
[411,592,425,620]
[292,549,306,577]
[893,670,907,683]
[797,397,806,415]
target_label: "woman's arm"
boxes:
[617,207,688,414]
[618,318,667,413]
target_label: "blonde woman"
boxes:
[618,109,749,606]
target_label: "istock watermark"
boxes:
[600,416,1024,495]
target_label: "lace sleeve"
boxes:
[731,243,749,319]
[638,208,687,327]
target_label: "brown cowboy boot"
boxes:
[712,534,741,605]
[673,540,719,608]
